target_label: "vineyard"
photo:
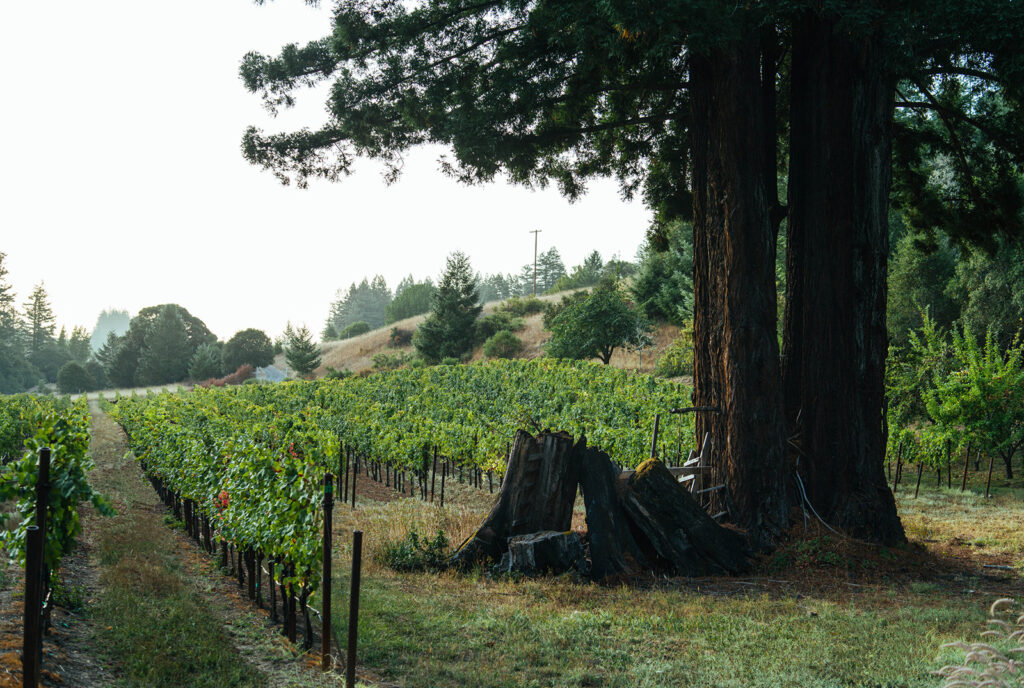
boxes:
[106,359,695,611]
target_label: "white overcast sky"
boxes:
[0,1,651,340]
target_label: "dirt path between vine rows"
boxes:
[1,402,345,688]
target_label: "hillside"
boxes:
[287,290,683,378]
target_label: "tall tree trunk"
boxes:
[783,12,905,544]
[690,36,790,551]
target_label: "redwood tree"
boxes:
[239,0,1024,546]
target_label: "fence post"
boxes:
[23,525,43,688]
[650,413,661,459]
[960,442,971,492]
[430,448,437,503]
[351,454,357,510]
[345,530,363,688]
[985,454,995,498]
[322,474,333,671]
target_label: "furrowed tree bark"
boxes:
[690,36,790,550]
[784,11,905,544]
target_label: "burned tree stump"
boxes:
[450,430,579,568]
[579,444,649,580]
[616,460,750,576]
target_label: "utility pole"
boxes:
[530,229,542,296]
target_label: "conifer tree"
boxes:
[286,325,322,378]
[22,282,56,359]
[415,252,482,362]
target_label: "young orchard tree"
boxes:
[414,252,482,362]
[286,325,322,378]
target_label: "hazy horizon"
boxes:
[0,1,651,341]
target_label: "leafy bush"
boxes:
[57,361,95,394]
[340,321,372,339]
[377,529,450,572]
[497,296,545,317]
[324,366,353,380]
[475,312,525,343]
[388,327,413,347]
[483,330,523,359]
[440,357,460,366]
[222,328,274,371]
[372,351,414,370]
[655,327,694,377]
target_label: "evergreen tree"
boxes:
[632,221,695,325]
[478,273,516,303]
[68,326,92,363]
[188,343,224,380]
[136,305,193,385]
[385,280,435,323]
[887,232,959,348]
[0,253,36,393]
[22,282,56,361]
[325,276,393,332]
[537,247,567,293]
[414,252,483,362]
[89,309,131,352]
[949,238,1024,350]
[286,325,322,377]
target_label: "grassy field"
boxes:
[327,474,1022,688]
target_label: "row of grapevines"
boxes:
[0,396,112,573]
[110,359,694,589]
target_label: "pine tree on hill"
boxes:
[22,282,56,360]
[286,325,322,378]
[415,252,482,362]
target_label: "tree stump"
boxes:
[450,430,579,567]
[616,459,750,576]
[579,443,649,580]
[496,531,588,576]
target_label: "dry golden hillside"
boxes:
[272,291,683,377]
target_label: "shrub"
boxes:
[655,327,694,377]
[497,295,545,317]
[440,357,460,366]
[197,364,253,388]
[372,351,414,370]
[483,330,523,359]
[340,321,372,339]
[388,327,413,347]
[324,366,353,380]
[376,529,450,572]
[475,312,525,344]
[57,361,95,394]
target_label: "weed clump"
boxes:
[377,529,450,572]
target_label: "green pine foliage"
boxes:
[386,281,436,323]
[57,361,96,394]
[136,305,193,386]
[340,321,372,339]
[414,252,482,363]
[285,325,322,377]
[188,343,225,381]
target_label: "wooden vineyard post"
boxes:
[488,469,493,494]
[23,525,43,688]
[961,442,971,492]
[286,563,297,643]
[914,463,923,499]
[985,453,995,498]
[351,454,357,510]
[269,560,278,622]
[322,474,333,671]
[440,460,446,508]
[893,442,904,490]
[247,549,256,601]
[650,413,661,459]
[431,448,438,502]
[256,552,264,608]
[345,530,363,688]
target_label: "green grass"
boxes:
[326,486,1005,688]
